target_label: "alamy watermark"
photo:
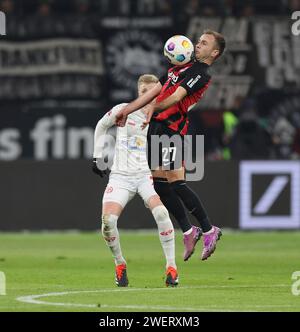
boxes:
[95,133,204,181]
[291,11,300,36]
[0,271,6,295]
[0,11,6,36]
[291,271,300,296]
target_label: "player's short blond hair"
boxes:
[137,74,159,88]
[203,29,226,59]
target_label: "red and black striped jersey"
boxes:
[153,61,211,136]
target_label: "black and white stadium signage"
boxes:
[239,161,300,229]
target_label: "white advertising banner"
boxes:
[240,161,300,229]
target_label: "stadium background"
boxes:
[0,0,300,231]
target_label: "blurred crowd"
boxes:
[1,0,300,161]
[188,93,300,161]
[1,0,300,17]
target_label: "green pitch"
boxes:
[0,231,300,312]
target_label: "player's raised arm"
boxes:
[142,61,212,130]
[156,86,187,111]
[141,87,187,129]
[93,104,126,159]
[115,82,162,127]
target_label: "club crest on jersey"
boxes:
[168,65,190,85]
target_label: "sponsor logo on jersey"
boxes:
[121,137,146,151]
[168,71,179,83]
[187,75,201,88]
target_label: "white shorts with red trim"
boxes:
[102,172,157,208]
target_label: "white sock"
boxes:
[151,205,176,269]
[101,214,126,266]
[183,227,193,236]
[203,226,215,235]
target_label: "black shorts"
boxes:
[147,120,186,170]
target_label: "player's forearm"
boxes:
[154,95,179,112]
[93,120,110,158]
[123,83,161,115]
[153,86,187,112]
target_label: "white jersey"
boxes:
[93,103,150,175]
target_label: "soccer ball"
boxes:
[163,35,194,66]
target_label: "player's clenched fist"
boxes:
[141,104,155,130]
[115,108,128,127]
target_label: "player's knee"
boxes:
[151,205,169,223]
[101,214,118,236]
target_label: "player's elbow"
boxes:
[96,121,109,133]
[153,82,163,95]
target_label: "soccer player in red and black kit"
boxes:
[116,30,226,263]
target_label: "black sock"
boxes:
[170,180,212,233]
[153,178,192,233]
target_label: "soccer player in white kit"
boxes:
[93,75,178,287]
